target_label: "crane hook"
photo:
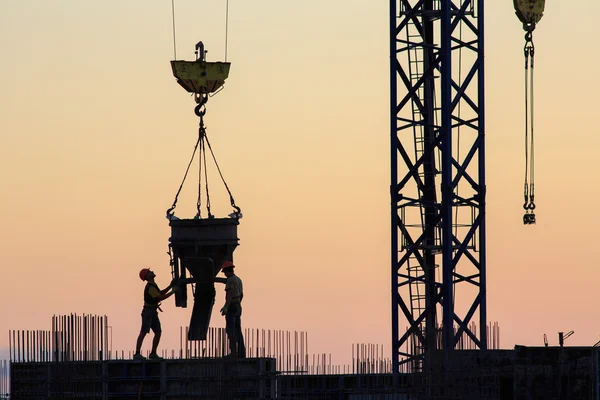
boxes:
[194,94,208,117]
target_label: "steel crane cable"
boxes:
[166,96,207,218]
[514,0,545,224]
[523,40,530,210]
[166,133,202,219]
[198,123,213,219]
[194,96,240,218]
[203,131,241,216]
[224,0,230,62]
[193,116,214,219]
[523,32,536,224]
[196,119,206,218]
[529,39,535,212]
[167,103,241,219]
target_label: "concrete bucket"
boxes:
[169,217,239,340]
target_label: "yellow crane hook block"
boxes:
[514,0,545,31]
[170,60,231,94]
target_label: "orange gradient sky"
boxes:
[1,1,599,364]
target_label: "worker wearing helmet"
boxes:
[134,268,177,360]
[219,261,246,358]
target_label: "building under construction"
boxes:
[5,319,600,399]
[6,1,591,399]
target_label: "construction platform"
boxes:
[11,357,276,399]
[8,357,414,399]
[8,346,600,399]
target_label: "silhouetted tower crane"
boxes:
[390,0,546,373]
[389,0,486,372]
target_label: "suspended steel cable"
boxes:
[524,46,530,209]
[204,133,241,215]
[166,135,201,218]
[514,0,545,225]
[529,44,536,211]
[523,33,536,224]
[167,102,240,220]
[224,0,230,62]
[171,0,177,60]
[196,121,204,218]
[202,130,212,218]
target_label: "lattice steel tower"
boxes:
[390,0,486,372]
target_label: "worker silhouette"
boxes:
[219,261,246,358]
[134,268,177,360]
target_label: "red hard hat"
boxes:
[221,261,235,270]
[139,268,150,281]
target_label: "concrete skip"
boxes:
[168,217,239,340]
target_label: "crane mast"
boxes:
[390,0,486,372]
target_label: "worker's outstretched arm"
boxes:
[157,290,176,301]
[149,284,177,302]
[160,286,172,295]
[160,279,178,295]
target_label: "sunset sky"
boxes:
[1,1,599,365]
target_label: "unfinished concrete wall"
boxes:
[11,358,276,399]
[514,346,596,400]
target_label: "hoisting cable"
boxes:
[167,94,241,219]
[523,37,530,221]
[166,134,201,219]
[201,122,213,218]
[224,0,230,62]
[514,0,545,225]
[196,117,205,219]
[523,31,536,225]
[530,48,536,212]
[194,93,208,218]
[203,133,241,217]
[171,0,177,60]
